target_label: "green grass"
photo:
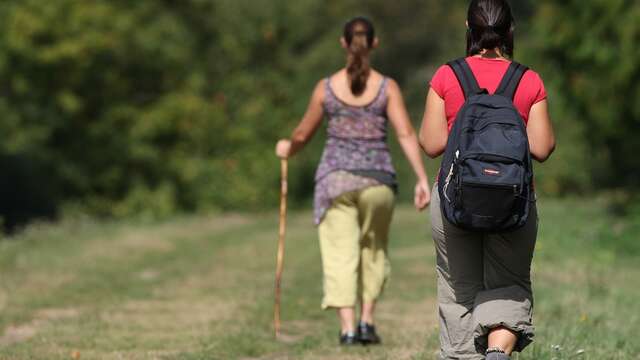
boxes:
[0,198,639,359]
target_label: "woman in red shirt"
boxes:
[419,1,555,359]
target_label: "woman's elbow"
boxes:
[425,147,444,159]
[420,137,445,159]
[291,131,309,145]
[418,132,427,151]
[531,141,556,163]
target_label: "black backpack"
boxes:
[437,58,534,232]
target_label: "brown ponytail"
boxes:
[343,17,375,96]
[466,0,515,57]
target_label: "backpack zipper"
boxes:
[459,152,523,164]
[460,180,520,195]
[442,150,460,203]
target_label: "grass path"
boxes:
[0,199,639,359]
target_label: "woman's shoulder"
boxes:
[518,67,547,104]
[368,72,401,103]
[376,71,396,88]
[369,69,389,87]
[308,78,328,104]
[521,67,545,87]
[433,64,456,80]
[327,69,346,82]
[430,64,456,98]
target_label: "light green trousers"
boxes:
[318,185,395,310]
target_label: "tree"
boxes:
[528,0,640,190]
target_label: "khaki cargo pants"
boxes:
[430,185,537,359]
[318,185,395,309]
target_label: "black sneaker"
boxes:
[357,321,381,345]
[339,331,359,346]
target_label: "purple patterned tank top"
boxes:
[313,77,396,225]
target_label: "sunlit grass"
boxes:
[0,198,638,359]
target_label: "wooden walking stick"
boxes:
[274,158,288,338]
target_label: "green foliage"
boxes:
[0,0,637,225]
[527,0,640,190]
[0,0,466,223]
[0,0,222,220]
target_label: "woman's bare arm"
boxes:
[386,79,430,210]
[527,100,556,162]
[275,80,325,158]
[418,88,448,159]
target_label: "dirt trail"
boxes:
[0,308,79,346]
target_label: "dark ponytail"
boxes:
[466,0,515,57]
[343,17,375,96]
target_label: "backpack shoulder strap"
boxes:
[495,61,529,100]
[447,58,483,100]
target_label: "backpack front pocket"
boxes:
[453,155,525,230]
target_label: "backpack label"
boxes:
[483,168,501,176]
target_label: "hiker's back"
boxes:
[313,70,396,224]
[316,70,394,183]
[323,71,389,140]
[435,57,542,232]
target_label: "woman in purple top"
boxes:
[275,17,430,345]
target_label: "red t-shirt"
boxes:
[430,56,547,131]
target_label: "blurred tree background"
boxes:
[0,0,637,230]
